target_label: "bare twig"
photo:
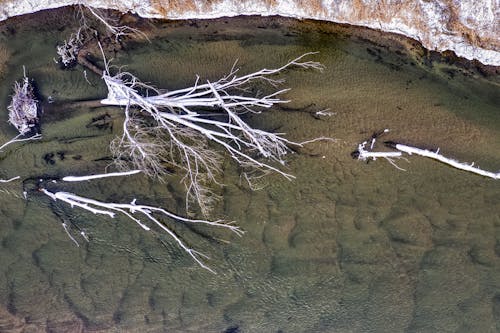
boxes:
[0,134,41,183]
[85,6,149,42]
[352,129,407,169]
[61,222,80,247]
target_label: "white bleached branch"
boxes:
[101,52,323,214]
[0,133,41,152]
[0,176,20,183]
[41,188,243,272]
[353,129,499,179]
[393,143,499,179]
[62,169,141,182]
[354,140,406,170]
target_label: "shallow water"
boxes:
[0,8,499,333]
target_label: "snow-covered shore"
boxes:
[0,0,498,66]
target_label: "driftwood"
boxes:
[385,142,500,179]
[353,129,499,179]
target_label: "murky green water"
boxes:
[0,8,499,333]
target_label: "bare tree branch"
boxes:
[0,133,41,152]
[84,5,149,42]
[0,176,20,183]
[353,129,500,179]
[100,51,324,214]
[388,142,500,179]
[41,187,243,272]
[57,4,148,69]
[0,134,41,183]
[62,169,141,181]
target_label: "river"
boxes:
[0,7,499,333]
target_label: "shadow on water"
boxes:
[0,6,499,333]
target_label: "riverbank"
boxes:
[0,0,498,66]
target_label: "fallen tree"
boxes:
[100,50,324,214]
